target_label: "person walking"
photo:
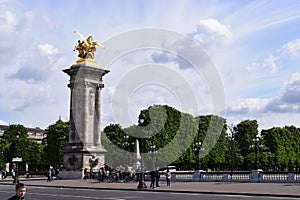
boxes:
[51,168,56,181]
[83,168,89,180]
[46,169,52,182]
[165,169,171,186]
[155,170,160,187]
[149,170,156,189]
[11,169,15,180]
[98,167,104,182]
[7,182,27,200]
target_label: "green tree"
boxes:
[225,125,243,172]
[0,137,7,169]
[235,120,259,170]
[3,124,28,169]
[43,121,69,168]
[194,115,227,170]
[2,124,43,171]
[262,126,300,171]
[103,123,129,168]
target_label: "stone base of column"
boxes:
[193,170,205,181]
[250,169,263,182]
[61,144,106,179]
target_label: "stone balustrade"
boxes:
[157,171,300,183]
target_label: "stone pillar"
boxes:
[251,169,263,182]
[62,62,109,179]
[94,84,104,147]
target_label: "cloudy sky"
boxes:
[1,0,300,131]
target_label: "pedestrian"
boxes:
[55,168,60,179]
[89,168,93,179]
[46,169,51,182]
[6,182,27,200]
[165,169,171,186]
[155,170,160,187]
[98,167,104,182]
[51,168,56,181]
[3,170,8,179]
[11,169,15,180]
[149,170,156,189]
[83,168,89,180]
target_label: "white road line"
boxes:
[29,192,125,200]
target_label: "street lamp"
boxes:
[194,141,205,170]
[137,111,147,189]
[13,131,20,184]
[252,135,260,169]
[122,134,134,166]
[150,138,156,169]
[194,140,205,181]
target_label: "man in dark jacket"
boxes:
[7,182,26,200]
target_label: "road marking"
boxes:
[29,192,125,200]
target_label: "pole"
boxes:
[137,111,146,189]
[137,137,146,189]
[254,142,258,169]
[13,132,20,184]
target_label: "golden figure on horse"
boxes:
[74,31,104,60]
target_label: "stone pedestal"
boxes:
[61,61,109,179]
[251,169,263,182]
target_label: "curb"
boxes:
[1,181,300,199]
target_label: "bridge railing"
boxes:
[158,171,300,183]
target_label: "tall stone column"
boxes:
[62,62,109,179]
[94,84,104,147]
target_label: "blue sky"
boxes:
[1,0,300,131]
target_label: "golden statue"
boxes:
[74,31,104,60]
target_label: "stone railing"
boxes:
[158,170,300,183]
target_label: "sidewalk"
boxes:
[1,178,300,198]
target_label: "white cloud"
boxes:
[246,54,279,73]
[38,43,58,56]
[230,98,270,113]
[0,11,18,33]
[0,120,8,125]
[190,18,233,49]
[1,1,300,130]
[280,39,300,59]
[280,73,300,104]
[229,73,300,115]
[10,84,55,112]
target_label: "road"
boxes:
[1,185,299,200]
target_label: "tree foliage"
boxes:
[2,105,300,172]
[2,124,43,171]
[43,121,69,168]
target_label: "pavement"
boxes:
[1,177,300,198]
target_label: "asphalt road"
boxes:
[1,185,299,200]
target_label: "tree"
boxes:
[225,125,243,172]
[43,121,69,168]
[262,126,300,171]
[235,120,259,170]
[102,123,130,168]
[0,137,7,169]
[2,124,44,171]
[196,115,227,170]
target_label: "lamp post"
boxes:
[137,111,147,189]
[150,138,156,170]
[122,134,134,166]
[252,135,260,169]
[13,131,20,184]
[194,141,205,170]
[194,141,201,171]
[194,140,205,181]
[251,134,263,182]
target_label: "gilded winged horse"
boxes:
[74,31,104,59]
